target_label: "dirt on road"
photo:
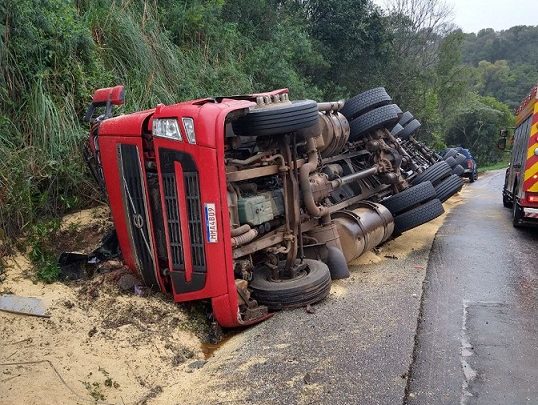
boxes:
[0,189,465,404]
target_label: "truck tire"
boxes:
[232,100,320,137]
[434,174,464,202]
[454,153,466,166]
[250,259,332,310]
[444,156,457,168]
[411,161,452,186]
[398,119,421,140]
[452,164,465,176]
[513,201,524,227]
[398,111,414,127]
[394,199,445,234]
[503,191,513,208]
[443,148,457,159]
[349,104,400,140]
[340,87,392,121]
[391,123,404,137]
[381,181,436,215]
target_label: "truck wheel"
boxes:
[452,164,464,176]
[398,119,421,140]
[513,201,523,227]
[349,104,400,141]
[398,111,414,127]
[443,148,458,159]
[391,123,404,137]
[411,161,452,186]
[444,156,457,168]
[454,153,466,166]
[434,174,464,202]
[381,181,436,215]
[232,100,320,137]
[393,199,445,234]
[503,192,513,208]
[340,87,392,121]
[250,259,331,310]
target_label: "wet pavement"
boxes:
[406,170,538,404]
[171,238,436,404]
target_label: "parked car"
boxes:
[441,147,478,182]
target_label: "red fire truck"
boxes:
[502,85,538,226]
[84,85,454,327]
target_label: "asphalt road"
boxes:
[173,232,435,404]
[406,170,538,404]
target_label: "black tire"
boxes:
[443,148,458,159]
[411,161,452,186]
[452,164,465,176]
[232,100,319,137]
[503,192,513,208]
[398,119,421,140]
[391,123,404,137]
[469,171,478,183]
[394,199,445,234]
[513,201,523,227]
[444,156,457,168]
[250,259,331,310]
[398,111,414,127]
[349,104,400,141]
[434,174,464,202]
[454,153,466,166]
[340,87,392,121]
[381,181,436,215]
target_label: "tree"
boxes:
[445,95,513,164]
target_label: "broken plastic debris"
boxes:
[0,295,49,317]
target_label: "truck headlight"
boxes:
[182,117,196,144]
[153,118,182,141]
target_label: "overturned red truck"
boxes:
[84,86,460,327]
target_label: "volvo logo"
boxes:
[133,214,144,229]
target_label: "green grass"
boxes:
[478,161,508,173]
[27,220,61,283]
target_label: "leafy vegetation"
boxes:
[462,26,538,108]
[0,0,530,241]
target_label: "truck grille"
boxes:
[118,144,158,287]
[158,148,207,295]
[184,172,206,271]
[162,173,184,269]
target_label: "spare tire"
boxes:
[349,104,400,140]
[452,164,465,176]
[411,161,452,186]
[250,259,331,310]
[393,199,445,234]
[444,156,457,168]
[381,181,436,216]
[398,119,421,140]
[232,100,319,137]
[398,111,414,127]
[340,87,392,121]
[434,174,464,202]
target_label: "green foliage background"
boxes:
[0,0,530,238]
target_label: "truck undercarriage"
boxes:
[84,86,458,327]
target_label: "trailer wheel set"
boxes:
[84,85,465,327]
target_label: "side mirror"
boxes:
[84,85,125,122]
[496,137,507,150]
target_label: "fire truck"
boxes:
[84,85,458,327]
[501,85,538,226]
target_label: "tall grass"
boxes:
[0,0,322,241]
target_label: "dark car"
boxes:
[441,147,478,182]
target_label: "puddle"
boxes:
[200,332,237,359]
